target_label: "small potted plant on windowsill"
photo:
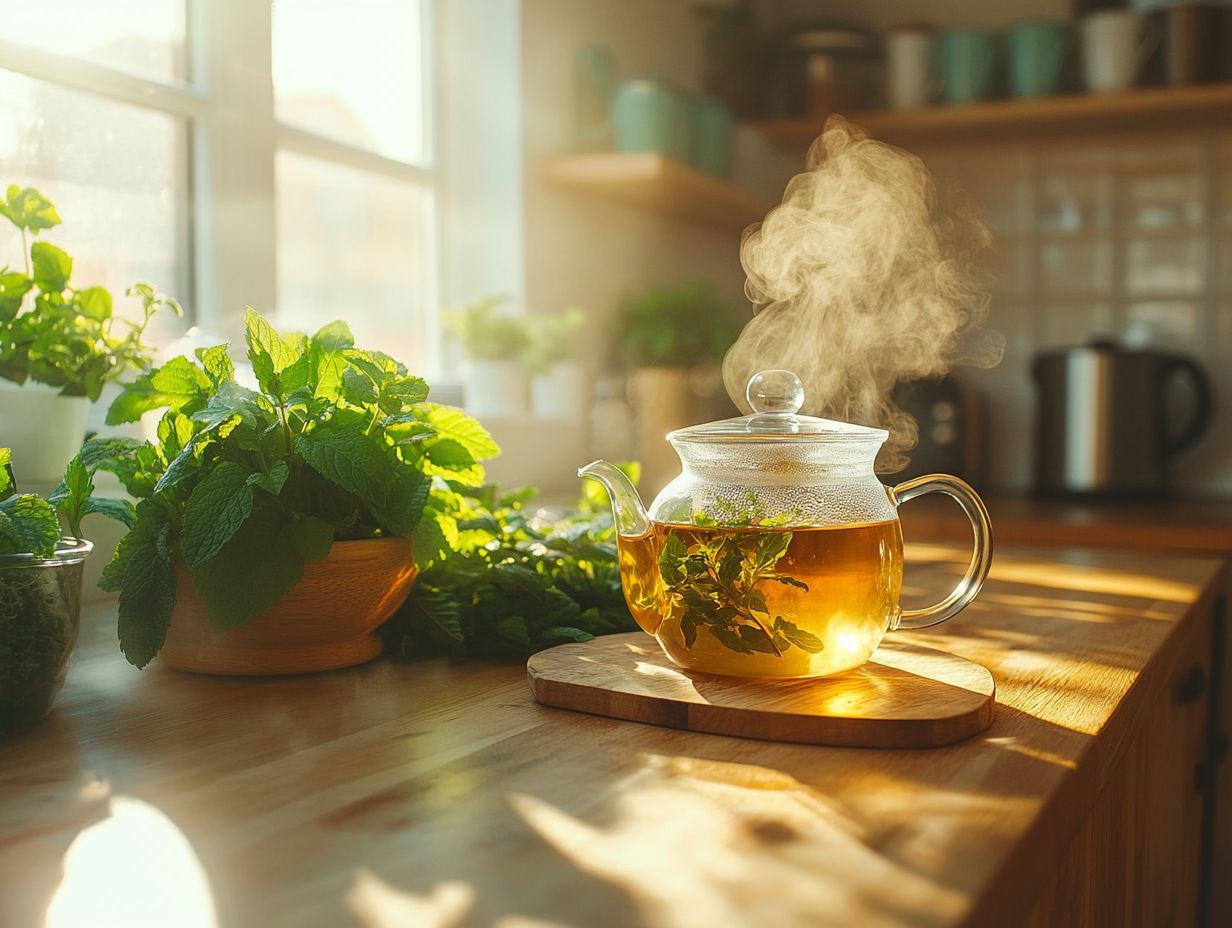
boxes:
[526,307,588,421]
[611,281,745,489]
[0,449,133,731]
[89,309,498,675]
[446,295,533,419]
[0,185,180,485]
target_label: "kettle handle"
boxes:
[888,474,993,631]
[1162,356,1214,459]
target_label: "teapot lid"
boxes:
[668,370,889,443]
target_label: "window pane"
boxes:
[0,69,191,339]
[5,1,187,85]
[276,150,431,371]
[273,0,427,164]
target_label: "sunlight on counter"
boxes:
[46,797,216,928]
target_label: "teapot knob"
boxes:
[746,370,804,416]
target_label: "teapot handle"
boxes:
[888,474,993,630]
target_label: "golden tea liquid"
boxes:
[617,520,903,679]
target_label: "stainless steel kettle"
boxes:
[1033,340,1213,497]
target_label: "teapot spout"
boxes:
[578,460,650,536]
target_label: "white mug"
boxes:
[1081,9,1154,92]
[886,28,935,109]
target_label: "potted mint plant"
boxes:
[0,185,180,485]
[89,309,497,675]
[0,449,133,731]
[446,295,533,419]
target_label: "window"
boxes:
[0,0,438,369]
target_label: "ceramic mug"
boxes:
[1007,20,1072,97]
[1081,9,1156,92]
[886,26,935,109]
[692,97,734,176]
[936,28,999,105]
[612,77,693,162]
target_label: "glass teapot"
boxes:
[580,370,992,680]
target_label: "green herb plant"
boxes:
[385,482,637,661]
[0,185,180,399]
[0,447,134,557]
[657,491,821,657]
[445,295,533,362]
[523,307,585,375]
[89,309,498,668]
[0,448,135,731]
[612,280,745,370]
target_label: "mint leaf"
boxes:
[80,436,163,499]
[246,459,290,496]
[192,501,305,631]
[245,308,307,396]
[84,496,136,528]
[289,513,334,562]
[0,270,33,321]
[179,460,255,568]
[106,356,212,424]
[48,453,92,539]
[111,503,176,668]
[658,533,687,584]
[294,424,426,535]
[421,404,499,460]
[75,286,112,321]
[309,321,352,402]
[0,494,59,557]
[0,185,61,232]
[196,343,234,386]
[341,367,378,406]
[774,617,824,653]
[30,241,71,292]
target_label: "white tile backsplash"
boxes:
[917,131,1232,493]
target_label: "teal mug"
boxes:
[936,29,999,104]
[612,77,694,163]
[1007,20,1072,97]
[692,97,734,176]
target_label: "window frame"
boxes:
[0,0,442,355]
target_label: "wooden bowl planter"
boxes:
[159,537,416,675]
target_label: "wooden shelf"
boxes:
[751,82,1232,146]
[541,151,773,235]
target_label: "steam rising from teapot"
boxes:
[723,116,1004,472]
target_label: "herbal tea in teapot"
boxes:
[618,518,904,679]
[581,370,992,681]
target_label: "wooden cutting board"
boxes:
[527,632,995,748]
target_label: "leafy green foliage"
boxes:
[658,527,820,657]
[384,486,637,661]
[0,449,133,558]
[612,280,746,369]
[0,184,181,398]
[93,309,498,666]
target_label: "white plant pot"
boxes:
[0,381,90,488]
[531,361,589,421]
[466,359,528,419]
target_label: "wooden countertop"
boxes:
[1,544,1226,928]
[901,494,1232,556]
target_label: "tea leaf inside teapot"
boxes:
[657,526,821,658]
